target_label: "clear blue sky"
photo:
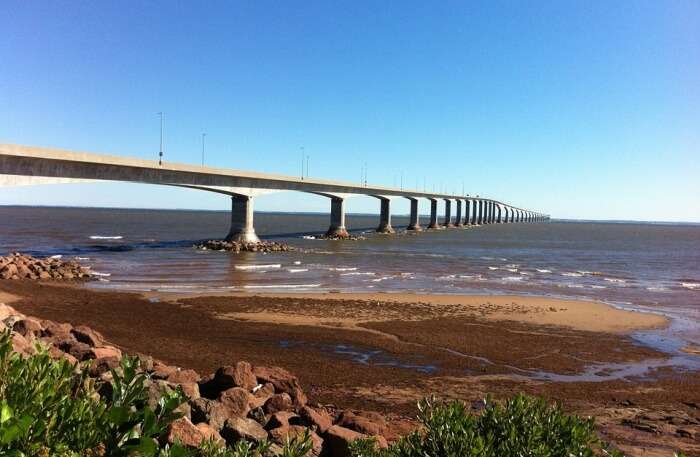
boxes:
[1,1,698,221]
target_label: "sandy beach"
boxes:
[2,281,698,455]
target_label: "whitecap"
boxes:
[287,268,308,273]
[329,267,357,272]
[681,282,700,290]
[488,266,499,271]
[504,268,518,273]
[567,284,584,288]
[89,235,123,240]
[293,261,302,265]
[536,269,551,273]
[370,277,390,282]
[646,286,668,292]
[519,271,531,276]
[502,276,523,281]
[92,272,111,277]
[302,235,316,240]
[561,272,583,277]
[340,272,376,276]
[76,257,90,261]
[50,254,62,259]
[243,284,320,289]
[590,285,607,289]
[604,278,626,284]
[235,264,282,270]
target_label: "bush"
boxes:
[351,395,624,457]
[0,330,310,457]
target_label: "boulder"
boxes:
[91,345,122,360]
[300,406,333,434]
[58,340,94,361]
[152,361,179,380]
[12,318,43,338]
[219,387,254,418]
[195,422,225,446]
[0,303,19,321]
[71,325,104,347]
[201,362,257,398]
[220,417,268,444]
[87,356,121,377]
[265,411,298,430]
[165,417,206,448]
[168,368,201,385]
[269,425,323,455]
[251,382,275,408]
[264,393,293,414]
[189,397,213,424]
[10,332,34,356]
[337,410,388,437]
[323,425,365,457]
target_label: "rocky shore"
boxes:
[0,302,391,456]
[0,253,93,281]
[195,240,294,253]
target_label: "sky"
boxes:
[1,1,699,222]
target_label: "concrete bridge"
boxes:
[0,144,549,243]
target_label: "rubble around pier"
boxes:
[0,253,93,281]
[194,240,294,253]
[0,302,391,456]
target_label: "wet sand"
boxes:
[1,282,699,456]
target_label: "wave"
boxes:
[604,278,626,284]
[561,272,583,277]
[89,236,123,240]
[76,257,90,261]
[646,286,668,292]
[488,266,499,271]
[91,271,111,277]
[243,284,321,289]
[329,267,357,272]
[681,282,700,290]
[293,261,302,265]
[302,235,316,240]
[502,276,523,281]
[340,272,375,276]
[235,264,282,270]
[536,269,551,273]
[49,254,62,259]
[287,268,308,273]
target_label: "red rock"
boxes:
[70,325,104,347]
[88,356,121,377]
[178,382,200,401]
[265,411,298,430]
[251,382,275,408]
[219,387,254,418]
[253,365,300,394]
[201,362,257,398]
[41,321,73,339]
[269,425,323,455]
[300,406,333,433]
[168,368,201,385]
[337,410,387,436]
[91,345,122,360]
[48,346,78,365]
[165,417,206,448]
[12,318,43,338]
[152,361,179,380]
[58,340,94,361]
[10,332,34,356]
[264,393,293,414]
[323,425,366,457]
[195,423,224,446]
[220,417,268,444]
[0,303,19,321]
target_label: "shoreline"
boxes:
[2,281,699,455]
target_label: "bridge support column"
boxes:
[472,200,478,224]
[477,200,483,224]
[325,197,349,238]
[491,202,496,223]
[510,208,515,223]
[442,199,454,227]
[455,200,463,226]
[376,199,394,233]
[464,200,471,225]
[496,204,502,223]
[428,199,440,229]
[406,198,422,231]
[226,195,260,244]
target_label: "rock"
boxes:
[300,406,333,433]
[91,345,122,360]
[269,425,323,455]
[87,356,121,377]
[58,340,95,361]
[220,417,268,444]
[0,303,19,322]
[71,325,104,347]
[168,368,201,385]
[264,393,293,414]
[266,411,299,430]
[323,425,366,457]
[10,332,34,356]
[219,387,254,418]
[195,423,225,446]
[41,321,73,339]
[152,361,179,380]
[48,346,78,365]
[165,417,206,448]
[337,410,387,436]
[190,397,213,424]
[251,382,275,408]
[178,382,200,401]
[254,366,306,406]
[12,318,43,338]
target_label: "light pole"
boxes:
[157,112,164,166]
[201,133,206,166]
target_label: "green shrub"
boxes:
[0,330,310,457]
[351,395,624,457]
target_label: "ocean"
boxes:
[1,206,699,348]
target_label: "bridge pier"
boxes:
[471,200,478,224]
[496,204,502,223]
[428,198,440,229]
[325,197,349,238]
[376,198,394,233]
[442,199,454,227]
[406,198,422,231]
[477,200,483,224]
[464,200,471,225]
[455,200,463,226]
[226,195,261,244]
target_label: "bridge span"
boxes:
[0,144,549,243]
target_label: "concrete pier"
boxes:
[472,200,478,224]
[406,198,422,231]
[376,198,394,233]
[428,198,440,229]
[455,200,463,226]
[477,200,484,224]
[464,200,471,225]
[496,204,502,223]
[442,199,454,227]
[326,197,349,238]
[226,195,260,243]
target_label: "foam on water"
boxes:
[90,235,123,240]
[243,284,321,289]
[681,282,700,290]
[287,268,308,273]
[235,264,282,270]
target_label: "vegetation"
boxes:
[0,331,306,457]
[350,395,626,457]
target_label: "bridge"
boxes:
[0,144,549,243]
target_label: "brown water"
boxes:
[1,206,699,367]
